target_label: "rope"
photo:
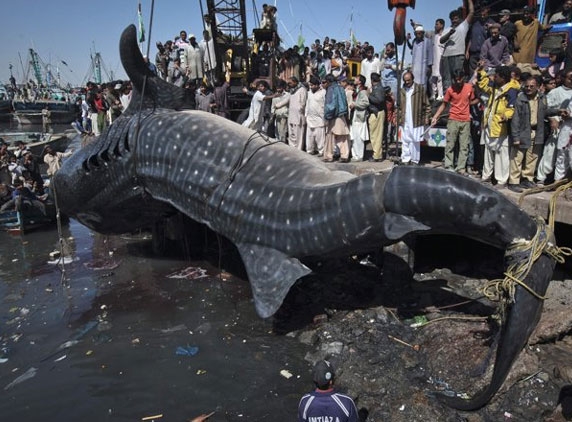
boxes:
[517,178,570,208]
[548,180,572,231]
[50,180,69,287]
[482,217,572,306]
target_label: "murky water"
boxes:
[0,122,313,421]
[0,217,314,422]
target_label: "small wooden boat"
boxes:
[0,201,57,234]
[1,132,71,156]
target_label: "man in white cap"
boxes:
[184,34,204,85]
[407,24,433,92]
[298,360,358,422]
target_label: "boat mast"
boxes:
[29,48,43,86]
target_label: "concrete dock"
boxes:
[325,157,572,225]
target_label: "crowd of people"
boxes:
[226,0,572,190]
[142,0,572,190]
[0,139,73,215]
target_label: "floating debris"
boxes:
[141,414,163,421]
[176,346,199,356]
[167,266,208,280]
[47,256,75,265]
[280,369,293,379]
[160,324,187,334]
[84,259,121,270]
[4,367,38,390]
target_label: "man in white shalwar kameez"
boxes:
[399,71,431,165]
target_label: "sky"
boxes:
[0,0,464,87]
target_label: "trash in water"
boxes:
[141,414,163,421]
[57,340,79,351]
[84,259,122,270]
[167,266,208,280]
[160,324,187,334]
[409,315,428,328]
[4,367,38,390]
[176,346,199,356]
[47,256,75,265]
[0,358,8,364]
[280,369,293,379]
[196,369,207,375]
[54,354,67,362]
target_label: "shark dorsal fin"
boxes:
[119,24,192,113]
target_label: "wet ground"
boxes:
[3,224,571,422]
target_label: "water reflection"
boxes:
[1,220,312,421]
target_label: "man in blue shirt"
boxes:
[298,360,358,422]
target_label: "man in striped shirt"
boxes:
[298,360,358,422]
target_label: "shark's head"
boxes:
[53,24,192,233]
[52,121,176,233]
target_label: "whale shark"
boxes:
[52,25,561,410]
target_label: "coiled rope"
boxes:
[482,216,572,306]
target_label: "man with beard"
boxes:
[549,0,572,24]
[513,6,549,65]
[407,25,433,92]
[431,69,475,174]
[398,71,431,166]
[183,34,204,85]
[381,42,398,100]
[286,76,307,150]
[304,76,326,155]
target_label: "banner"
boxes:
[137,3,145,43]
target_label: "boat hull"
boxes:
[2,132,71,156]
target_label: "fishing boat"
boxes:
[1,131,71,156]
[12,99,79,125]
[0,85,12,121]
[11,49,79,125]
[0,201,57,234]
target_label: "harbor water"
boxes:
[0,122,313,421]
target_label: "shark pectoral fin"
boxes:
[383,212,431,240]
[237,243,311,319]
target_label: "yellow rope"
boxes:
[517,179,569,207]
[548,180,572,231]
[482,217,571,305]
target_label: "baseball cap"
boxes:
[313,360,335,388]
[500,9,511,15]
[414,25,424,32]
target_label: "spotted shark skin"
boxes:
[53,25,557,410]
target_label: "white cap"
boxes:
[415,25,424,32]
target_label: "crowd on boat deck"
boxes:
[68,0,572,193]
[0,139,72,214]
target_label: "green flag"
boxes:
[137,3,145,43]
